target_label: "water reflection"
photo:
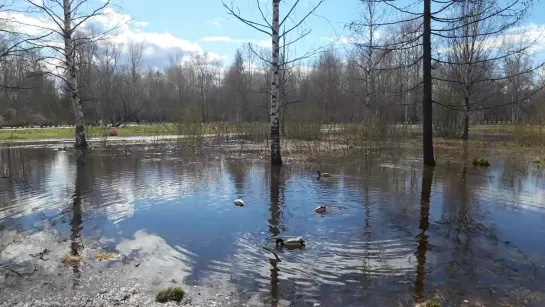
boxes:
[69,151,86,287]
[415,166,434,303]
[1,146,545,306]
[268,165,282,307]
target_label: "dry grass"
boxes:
[60,255,82,265]
[95,253,120,261]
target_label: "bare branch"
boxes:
[222,2,272,36]
[280,0,325,38]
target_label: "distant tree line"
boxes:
[0,0,544,142]
[2,39,542,127]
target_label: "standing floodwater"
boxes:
[1,145,545,306]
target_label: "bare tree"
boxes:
[95,41,120,124]
[22,0,117,148]
[504,45,533,123]
[167,51,186,111]
[115,42,144,126]
[224,0,325,166]
[431,0,544,140]
[350,0,542,165]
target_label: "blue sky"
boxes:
[111,0,353,62]
[10,0,545,67]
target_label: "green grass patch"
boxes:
[155,286,185,303]
[472,157,490,166]
[425,301,442,307]
[0,125,180,141]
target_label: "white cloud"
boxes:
[2,5,228,69]
[208,18,224,27]
[132,21,148,28]
[201,36,271,48]
[256,39,271,48]
[436,24,545,58]
[202,36,234,42]
[321,36,359,45]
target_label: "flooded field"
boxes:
[1,143,545,306]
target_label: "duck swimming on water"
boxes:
[275,237,305,248]
[234,199,245,207]
[317,171,331,179]
[314,205,327,213]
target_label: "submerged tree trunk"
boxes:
[63,0,87,148]
[270,0,282,166]
[422,0,436,166]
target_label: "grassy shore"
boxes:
[2,123,545,149]
[0,125,179,141]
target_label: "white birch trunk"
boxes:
[64,0,87,148]
[270,0,282,165]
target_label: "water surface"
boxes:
[1,145,545,306]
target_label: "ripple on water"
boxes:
[2,146,545,307]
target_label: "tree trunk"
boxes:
[63,0,87,149]
[462,109,469,140]
[200,77,206,123]
[462,112,469,140]
[461,94,470,140]
[422,0,436,166]
[270,0,282,166]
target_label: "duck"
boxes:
[234,199,245,207]
[314,205,327,213]
[275,237,305,248]
[317,171,331,179]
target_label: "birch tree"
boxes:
[23,0,114,148]
[504,48,533,123]
[224,0,325,166]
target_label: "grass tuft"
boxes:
[155,286,185,303]
[425,300,442,307]
[472,157,490,166]
[95,253,120,261]
[61,255,82,265]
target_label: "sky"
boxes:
[5,0,545,68]
[114,0,351,60]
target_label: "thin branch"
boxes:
[223,2,272,36]
[71,0,112,32]
[280,0,300,27]
[433,62,545,84]
[256,0,272,28]
[280,99,303,110]
[280,0,325,39]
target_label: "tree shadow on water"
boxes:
[69,150,86,288]
[415,165,434,304]
[268,165,282,307]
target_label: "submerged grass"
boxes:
[155,287,185,303]
[3,123,545,166]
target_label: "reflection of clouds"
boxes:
[105,202,135,224]
[477,178,545,213]
[0,228,94,276]
[116,230,195,288]
[0,151,74,220]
